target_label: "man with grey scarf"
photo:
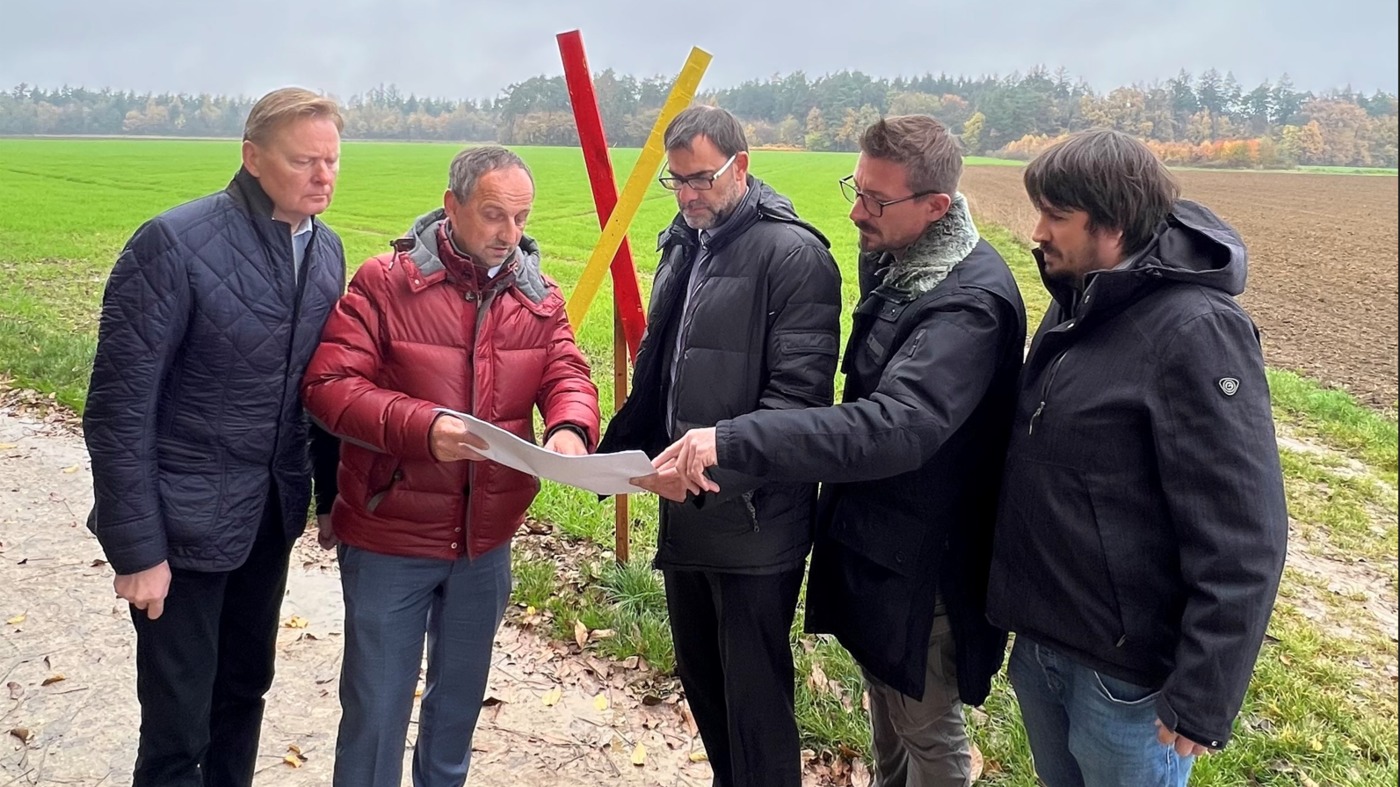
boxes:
[656,116,1026,786]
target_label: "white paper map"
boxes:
[434,408,654,496]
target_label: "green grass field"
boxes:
[1,138,1395,785]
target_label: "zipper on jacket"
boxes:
[461,287,499,553]
[742,490,759,532]
[1028,348,1071,436]
[367,467,403,512]
[668,266,706,438]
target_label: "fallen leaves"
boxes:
[6,682,21,700]
[6,613,25,626]
[8,727,32,744]
[851,758,872,786]
[593,693,610,712]
[282,615,309,629]
[630,742,647,766]
[61,465,79,474]
[540,687,562,707]
[41,674,65,686]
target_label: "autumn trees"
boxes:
[2,68,1394,168]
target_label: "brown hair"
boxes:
[242,87,344,145]
[664,105,748,157]
[1023,129,1180,255]
[859,115,963,195]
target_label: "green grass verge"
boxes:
[1268,369,1399,485]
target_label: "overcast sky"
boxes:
[3,0,1395,100]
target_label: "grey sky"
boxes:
[3,0,1396,100]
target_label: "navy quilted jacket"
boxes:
[84,168,346,573]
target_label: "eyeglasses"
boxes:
[659,154,737,191]
[839,175,940,217]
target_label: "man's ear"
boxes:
[241,140,260,177]
[926,192,953,223]
[732,150,751,181]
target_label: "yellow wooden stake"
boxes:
[565,46,712,328]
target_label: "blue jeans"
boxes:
[333,543,512,787]
[1008,637,1194,787]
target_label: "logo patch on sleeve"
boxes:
[1218,377,1240,396]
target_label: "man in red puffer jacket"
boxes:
[302,145,599,787]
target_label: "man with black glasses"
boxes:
[653,115,1026,787]
[601,105,841,787]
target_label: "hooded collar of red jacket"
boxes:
[434,221,515,296]
[390,209,553,310]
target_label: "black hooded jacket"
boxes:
[988,200,1288,749]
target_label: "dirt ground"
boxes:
[961,167,1400,409]
[0,391,886,787]
[0,402,735,787]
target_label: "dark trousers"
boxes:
[664,567,805,787]
[130,487,294,787]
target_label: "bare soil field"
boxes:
[962,167,1400,408]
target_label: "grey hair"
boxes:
[663,105,748,157]
[448,145,533,202]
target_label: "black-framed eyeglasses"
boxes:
[839,174,939,217]
[659,154,737,191]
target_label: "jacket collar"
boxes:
[1036,199,1248,323]
[226,167,323,257]
[391,208,551,308]
[226,167,275,218]
[865,192,979,300]
[656,176,831,255]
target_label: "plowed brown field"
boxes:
[961,167,1399,408]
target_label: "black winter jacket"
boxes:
[988,199,1288,749]
[599,177,842,573]
[84,168,345,574]
[717,238,1026,701]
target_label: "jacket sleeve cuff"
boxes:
[544,423,590,450]
[99,522,169,576]
[1155,694,1231,750]
[399,405,445,461]
[714,419,741,471]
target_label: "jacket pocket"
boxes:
[156,437,227,547]
[828,494,927,579]
[365,454,402,513]
[1082,476,1177,658]
[991,458,1128,652]
[777,331,838,359]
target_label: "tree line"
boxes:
[2,67,1395,168]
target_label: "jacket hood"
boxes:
[394,208,549,304]
[1038,199,1248,316]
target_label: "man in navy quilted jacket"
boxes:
[83,87,347,787]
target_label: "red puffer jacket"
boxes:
[302,212,600,560]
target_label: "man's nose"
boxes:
[1031,218,1051,244]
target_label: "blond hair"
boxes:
[242,87,344,145]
